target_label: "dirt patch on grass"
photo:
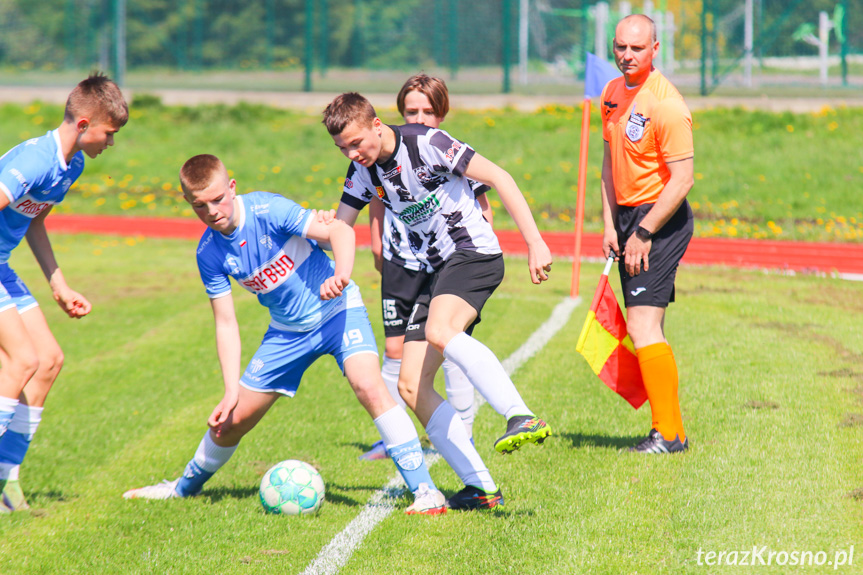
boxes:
[744,400,779,410]
[845,488,863,500]
[839,413,863,427]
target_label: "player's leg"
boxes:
[400,339,502,510]
[424,252,550,454]
[0,304,60,511]
[336,306,445,515]
[442,359,477,440]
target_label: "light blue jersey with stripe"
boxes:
[0,130,85,263]
[196,192,362,332]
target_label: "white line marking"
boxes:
[300,296,581,575]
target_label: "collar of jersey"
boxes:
[51,130,69,170]
[375,124,402,170]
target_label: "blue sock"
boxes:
[176,460,215,497]
[388,438,434,493]
[0,430,29,466]
[175,433,237,497]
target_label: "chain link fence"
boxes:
[0,0,858,96]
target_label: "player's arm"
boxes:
[368,197,385,273]
[25,207,91,318]
[477,193,494,227]
[463,153,551,284]
[600,140,620,260]
[624,157,694,276]
[208,293,243,432]
[306,216,356,300]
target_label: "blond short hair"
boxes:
[179,154,227,193]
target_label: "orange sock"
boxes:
[636,342,685,442]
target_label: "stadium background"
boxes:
[0,0,859,97]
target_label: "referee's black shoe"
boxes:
[629,428,689,454]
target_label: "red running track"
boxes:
[45,214,863,276]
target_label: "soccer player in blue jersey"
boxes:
[360,74,493,461]
[123,154,446,515]
[0,74,128,513]
[323,93,553,510]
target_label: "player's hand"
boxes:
[602,228,621,261]
[208,390,239,433]
[624,233,651,276]
[320,273,350,300]
[313,209,337,225]
[527,239,553,285]
[54,288,92,319]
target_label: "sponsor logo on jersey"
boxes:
[345,178,353,189]
[398,192,440,226]
[250,203,270,215]
[444,140,462,162]
[10,196,53,218]
[226,255,241,275]
[61,177,72,193]
[259,234,274,249]
[239,249,296,294]
[383,165,401,179]
[383,318,404,327]
[375,185,385,199]
[8,169,30,192]
[197,233,213,254]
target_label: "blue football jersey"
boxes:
[196,192,363,332]
[0,130,85,263]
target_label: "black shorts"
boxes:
[404,250,505,343]
[380,259,431,338]
[616,200,693,308]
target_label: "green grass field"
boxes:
[0,99,861,241]
[0,235,861,574]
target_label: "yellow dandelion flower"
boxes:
[786,125,794,132]
[304,175,314,183]
[694,173,704,180]
[94,198,106,206]
[484,117,495,127]
[300,201,310,208]
[523,173,532,181]
[162,182,173,191]
[124,238,136,247]
[142,194,156,204]
[272,166,282,174]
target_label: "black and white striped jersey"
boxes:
[340,124,500,272]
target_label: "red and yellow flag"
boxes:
[576,257,647,409]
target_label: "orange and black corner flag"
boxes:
[576,254,647,409]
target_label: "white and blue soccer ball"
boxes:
[259,459,325,515]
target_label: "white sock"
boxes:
[373,405,419,448]
[0,396,19,438]
[194,433,237,473]
[443,359,476,438]
[381,356,407,410]
[10,404,43,438]
[443,332,533,421]
[426,401,496,492]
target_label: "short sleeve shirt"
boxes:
[340,124,500,273]
[601,70,693,207]
[196,192,362,332]
[0,130,85,262]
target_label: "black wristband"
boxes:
[635,225,654,241]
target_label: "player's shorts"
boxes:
[239,305,379,396]
[0,263,38,314]
[616,200,693,308]
[380,258,432,339]
[404,250,504,343]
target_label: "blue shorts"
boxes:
[239,305,379,396]
[0,263,37,314]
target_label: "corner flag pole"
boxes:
[570,95,591,298]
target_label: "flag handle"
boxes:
[602,250,617,276]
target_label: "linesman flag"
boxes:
[576,254,647,409]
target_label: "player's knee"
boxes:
[397,377,418,404]
[39,349,64,380]
[17,352,40,382]
[383,339,403,360]
[423,322,450,352]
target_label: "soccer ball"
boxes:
[259,460,325,515]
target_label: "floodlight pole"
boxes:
[304,0,313,92]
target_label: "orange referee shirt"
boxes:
[601,69,693,207]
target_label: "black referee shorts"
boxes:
[616,200,693,309]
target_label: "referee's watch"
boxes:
[635,226,654,241]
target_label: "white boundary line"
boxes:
[301,296,581,575]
